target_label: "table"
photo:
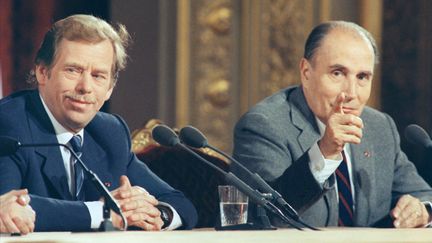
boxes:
[1,228,431,243]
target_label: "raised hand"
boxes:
[318,92,364,159]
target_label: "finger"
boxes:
[391,195,412,219]
[119,175,131,188]
[110,211,124,230]
[130,220,162,231]
[17,195,31,206]
[118,186,151,200]
[337,133,362,145]
[2,216,20,234]
[7,189,28,197]
[121,200,161,216]
[128,212,157,224]
[0,219,6,233]
[111,176,133,199]
[339,124,363,140]
[12,217,30,235]
[130,214,164,231]
[339,114,364,129]
[332,92,346,114]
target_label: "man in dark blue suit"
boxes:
[0,14,197,232]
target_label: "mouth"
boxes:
[66,97,94,110]
[342,106,358,114]
[69,97,92,105]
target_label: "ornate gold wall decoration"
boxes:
[178,0,238,152]
[178,0,315,152]
[239,0,315,113]
[258,0,313,100]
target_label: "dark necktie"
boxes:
[69,135,84,200]
[335,151,354,226]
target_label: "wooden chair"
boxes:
[131,119,230,228]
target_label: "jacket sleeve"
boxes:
[384,114,432,204]
[232,112,332,213]
[0,154,92,232]
[114,115,198,229]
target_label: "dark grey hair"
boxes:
[303,21,379,64]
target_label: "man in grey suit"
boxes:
[232,21,432,228]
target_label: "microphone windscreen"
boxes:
[179,126,208,148]
[152,125,180,147]
[404,124,432,148]
[0,136,20,156]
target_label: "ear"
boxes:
[35,65,49,85]
[299,58,311,86]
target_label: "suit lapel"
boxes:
[26,91,72,200]
[288,87,336,223]
[289,87,321,153]
[350,115,376,226]
[80,130,113,197]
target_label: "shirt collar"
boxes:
[39,93,84,145]
[315,117,326,137]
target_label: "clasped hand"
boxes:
[0,189,36,234]
[391,195,430,228]
[109,175,163,231]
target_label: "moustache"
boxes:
[64,92,96,104]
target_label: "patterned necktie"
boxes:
[335,151,354,226]
[69,135,84,200]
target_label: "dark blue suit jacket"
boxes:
[0,90,197,231]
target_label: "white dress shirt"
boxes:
[308,118,355,207]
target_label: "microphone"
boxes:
[179,126,317,230]
[152,125,303,230]
[404,124,432,149]
[0,136,128,231]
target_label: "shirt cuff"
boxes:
[158,202,182,230]
[84,201,104,229]
[423,201,432,228]
[308,142,342,184]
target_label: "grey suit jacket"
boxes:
[232,85,432,227]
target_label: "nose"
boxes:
[76,72,92,94]
[344,76,357,101]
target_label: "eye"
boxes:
[357,73,372,86]
[92,73,108,81]
[66,67,80,73]
[333,70,343,76]
[331,69,346,81]
[357,73,370,80]
[64,66,82,79]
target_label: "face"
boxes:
[36,39,114,133]
[300,29,375,124]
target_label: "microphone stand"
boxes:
[19,143,128,231]
[178,126,317,230]
[175,143,302,230]
[208,145,318,231]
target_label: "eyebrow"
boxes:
[329,64,373,76]
[64,62,110,74]
[329,64,347,70]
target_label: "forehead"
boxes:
[54,39,114,67]
[313,29,375,69]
